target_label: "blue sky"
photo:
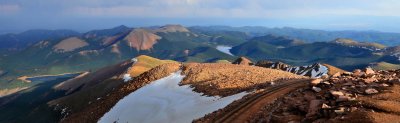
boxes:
[1,0,400,33]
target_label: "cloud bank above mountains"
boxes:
[1,0,400,33]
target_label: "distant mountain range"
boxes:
[0,25,236,90]
[190,26,400,46]
[2,25,400,123]
[0,29,80,50]
[2,24,400,91]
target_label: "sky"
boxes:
[1,0,400,33]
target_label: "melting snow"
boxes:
[216,45,234,56]
[131,58,138,62]
[311,64,328,78]
[98,71,247,123]
[269,63,328,78]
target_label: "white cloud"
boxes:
[0,4,20,14]
[63,0,400,19]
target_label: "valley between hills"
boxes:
[2,25,400,123]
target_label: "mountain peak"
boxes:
[113,25,129,30]
[156,24,190,33]
[123,29,161,51]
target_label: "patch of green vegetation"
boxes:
[215,60,231,63]
[370,62,400,70]
[333,38,386,49]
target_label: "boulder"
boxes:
[364,67,375,75]
[312,86,322,92]
[330,91,344,97]
[321,103,331,109]
[334,107,345,114]
[342,72,353,76]
[365,88,378,94]
[232,57,253,65]
[352,69,364,77]
[361,78,377,84]
[310,79,323,86]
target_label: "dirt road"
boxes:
[213,79,309,123]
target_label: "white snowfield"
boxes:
[216,45,234,56]
[98,71,247,123]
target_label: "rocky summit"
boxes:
[265,67,400,122]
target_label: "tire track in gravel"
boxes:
[215,79,309,123]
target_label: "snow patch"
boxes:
[131,58,138,62]
[122,74,132,82]
[311,64,328,78]
[99,71,247,123]
[268,63,328,78]
[216,45,234,56]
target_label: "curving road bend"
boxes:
[215,79,310,123]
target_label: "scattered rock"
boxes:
[334,107,345,114]
[365,67,375,75]
[312,86,322,92]
[352,69,364,77]
[330,91,344,97]
[310,79,323,86]
[343,72,353,76]
[322,103,331,109]
[332,72,341,78]
[380,83,389,87]
[337,95,350,102]
[365,88,378,94]
[362,78,377,84]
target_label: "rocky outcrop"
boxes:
[266,67,400,122]
[256,61,340,78]
[232,57,253,65]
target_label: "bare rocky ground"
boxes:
[61,62,306,123]
[248,68,400,123]
[181,63,307,96]
[61,59,400,123]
